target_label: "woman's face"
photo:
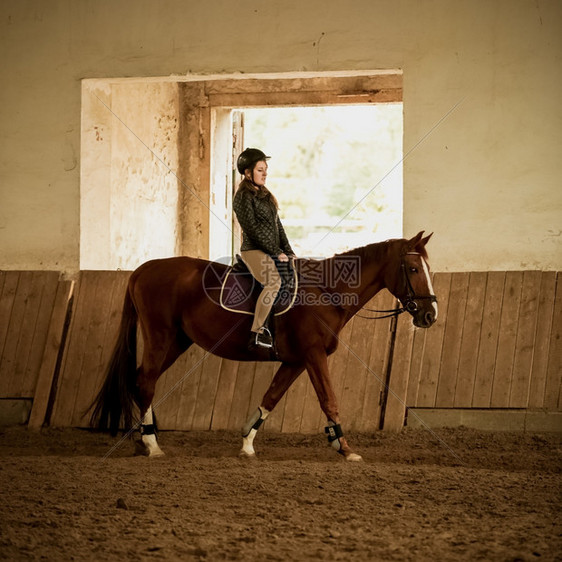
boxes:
[247,160,268,187]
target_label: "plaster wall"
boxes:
[110,82,180,270]
[0,0,561,272]
[81,81,180,270]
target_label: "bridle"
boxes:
[357,252,438,320]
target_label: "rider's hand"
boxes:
[278,253,289,262]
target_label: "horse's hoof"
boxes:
[239,450,257,460]
[134,439,165,457]
[147,449,165,458]
[345,453,363,462]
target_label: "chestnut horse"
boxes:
[90,231,437,461]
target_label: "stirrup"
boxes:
[254,328,273,349]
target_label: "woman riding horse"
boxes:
[233,148,295,351]
[90,232,437,461]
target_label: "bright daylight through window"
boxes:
[243,104,403,258]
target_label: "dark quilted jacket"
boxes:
[233,180,293,256]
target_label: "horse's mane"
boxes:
[294,236,429,274]
[334,240,389,262]
[333,236,428,262]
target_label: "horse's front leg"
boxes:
[240,362,305,458]
[305,347,362,462]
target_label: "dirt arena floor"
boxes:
[0,426,560,561]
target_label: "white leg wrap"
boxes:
[140,406,164,457]
[240,407,270,457]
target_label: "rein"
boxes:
[356,252,438,320]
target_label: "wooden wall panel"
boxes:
[403,271,561,416]
[0,271,61,399]
[42,269,561,434]
[49,271,131,427]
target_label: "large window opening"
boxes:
[242,104,403,257]
[81,72,402,269]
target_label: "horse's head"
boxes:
[386,231,438,328]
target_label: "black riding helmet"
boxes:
[236,148,270,175]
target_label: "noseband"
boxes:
[358,252,438,320]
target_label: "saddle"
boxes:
[219,255,298,316]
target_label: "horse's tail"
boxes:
[89,284,138,435]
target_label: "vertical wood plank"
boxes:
[544,273,562,410]
[21,272,60,398]
[435,272,469,407]
[509,271,542,408]
[0,272,21,388]
[246,360,276,419]
[0,272,33,396]
[70,272,121,425]
[281,364,310,433]
[88,272,132,416]
[28,280,74,429]
[263,362,291,433]
[0,271,5,306]
[405,326,427,407]
[246,360,277,426]
[383,313,414,431]
[15,272,46,395]
[528,272,557,408]
[191,354,223,430]
[298,376,324,434]
[359,291,395,431]
[339,314,374,431]
[472,272,505,407]
[416,273,451,407]
[491,272,523,407]
[50,272,95,426]
[210,359,240,430]
[227,361,257,431]
[454,271,487,407]
[168,346,206,430]
[154,366,183,429]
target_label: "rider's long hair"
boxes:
[240,161,279,209]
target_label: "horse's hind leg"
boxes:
[136,330,192,457]
[240,362,305,458]
[136,404,163,457]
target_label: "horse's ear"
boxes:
[419,232,433,248]
[407,231,425,251]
